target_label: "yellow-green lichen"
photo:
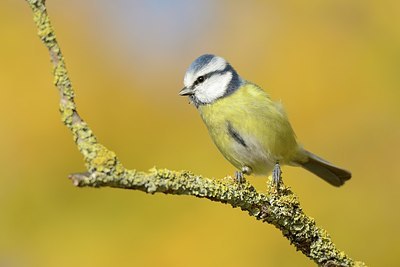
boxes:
[60,106,74,125]
[150,167,179,180]
[84,144,120,174]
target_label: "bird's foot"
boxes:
[272,162,282,189]
[234,171,244,183]
[234,166,252,183]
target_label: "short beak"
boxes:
[179,87,194,96]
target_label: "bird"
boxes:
[179,54,351,187]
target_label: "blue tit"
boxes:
[179,54,351,186]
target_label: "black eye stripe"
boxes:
[192,68,231,88]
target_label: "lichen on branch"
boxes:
[26,0,366,266]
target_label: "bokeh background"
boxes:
[1,1,399,266]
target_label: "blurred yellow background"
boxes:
[1,1,399,266]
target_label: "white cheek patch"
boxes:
[195,72,232,104]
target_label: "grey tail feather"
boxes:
[299,150,351,187]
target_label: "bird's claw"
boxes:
[235,166,252,183]
[272,162,282,189]
[235,171,245,183]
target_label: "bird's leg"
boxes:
[234,171,244,183]
[234,166,252,183]
[272,161,282,188]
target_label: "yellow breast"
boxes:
[198,82,301,175]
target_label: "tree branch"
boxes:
[26,1,366,266]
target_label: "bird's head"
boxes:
[179,54,242,107]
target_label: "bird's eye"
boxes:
[193,76,205,87]
[197,76,205,83]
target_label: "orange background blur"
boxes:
[1,1,399,266]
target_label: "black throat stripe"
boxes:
[227,121,247,148]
